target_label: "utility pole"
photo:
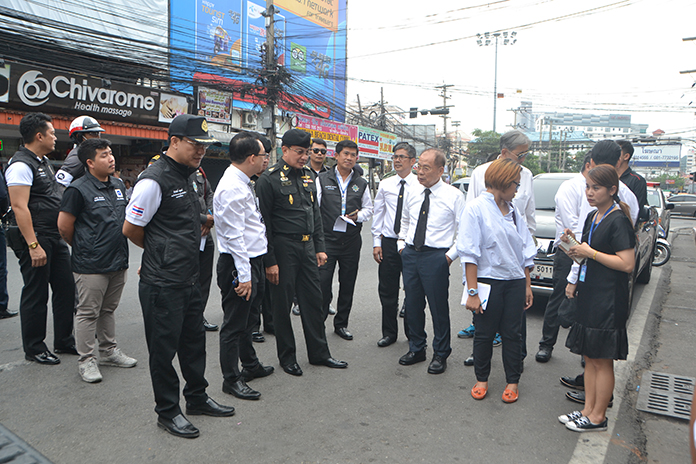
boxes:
[264,0,277,162]
[435,84,453,163]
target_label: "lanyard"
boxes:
[588,204,616,246]
[335,169,349,216]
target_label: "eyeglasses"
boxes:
[183,138,210,150]
[312,148,327,155]
[291,147,308,156]
[515,151,529,159]
[511,181,521,191]
[414,163,432,173]
[392,154,412,161]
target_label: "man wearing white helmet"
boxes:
[55,116,105,187]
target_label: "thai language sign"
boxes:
[631,144,681,168]
[295,114,356,156]
[357,126,397,160]
[197,87,232,124]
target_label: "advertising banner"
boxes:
[170,0,347,122]
[357,126,397,160]
[1,62,180,126]
[631,144,681,168]
[197,87,232,124]
[294,114,357,156]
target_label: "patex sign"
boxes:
[1,62,169,126]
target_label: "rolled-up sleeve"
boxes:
[457,203,482,266]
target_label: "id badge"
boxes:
[579,264,587,283]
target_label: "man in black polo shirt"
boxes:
[123,114,234,439]
[6,112,75,365]
[317,140,373,340]
[58,138,137,383]
[616,140,647,208]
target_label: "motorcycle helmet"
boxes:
[69,115,105,142]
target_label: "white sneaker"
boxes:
[99,348,137,368]
[79,358,103,383]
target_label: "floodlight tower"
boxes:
[476,31,517,133]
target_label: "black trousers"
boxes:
[139,281,208,419]
[473,278,525,384]
[539,251,574,349]
[17,235,75,355]
[320,234,361,329]
[402,246,452,359]
[378,237,409,340]
[0,228,8,311]
[271,235,331,366]
[218,253,262,385]
[198,236,215,310]
[253,277,274,333]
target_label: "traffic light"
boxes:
[0,140,3,151]
[410,107,418,119]
[690,172,695,181]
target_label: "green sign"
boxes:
[291,42,306,73]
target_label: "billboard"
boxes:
[197,87,233,124]
[631,144,681,168]
[170,0,347,121]
[0,62,184,126]
[358,126,397,160]
[294,114,357,157]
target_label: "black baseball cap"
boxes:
[168,114,218,144]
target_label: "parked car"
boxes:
[666,194,696,217]
[530,173,658,308]
[646,183,673,238]
[451,177,470,196]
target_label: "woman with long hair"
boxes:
[559,164,635,432]
[457,158,536,403]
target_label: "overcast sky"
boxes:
[345,0,696,140]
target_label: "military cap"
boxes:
[169,114,218,144]
[282,129,311,149]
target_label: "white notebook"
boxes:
[461,282,491,311]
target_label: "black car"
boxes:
[530,173,658,305]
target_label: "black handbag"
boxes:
[558,297,577,329]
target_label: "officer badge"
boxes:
[192,181,198,193]
[352,184,359,192]
[283,164,289,171]
[289,194,294,205]
[201,120,208,132]
[115,189,124,199]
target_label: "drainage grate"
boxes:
[636,371,694,420]
[0,423,53,463]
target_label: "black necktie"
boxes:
[393,179,406,235]
[413,188,430,249]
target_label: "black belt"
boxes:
[407,244,448,253]
[276,233,312,242]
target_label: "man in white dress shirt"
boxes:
[317,140,373,340]
[459,130,535,363]
[214,132,275,401]
[397,148,465,374]
[371,142,418,347]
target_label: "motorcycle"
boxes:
[653,225,671,267]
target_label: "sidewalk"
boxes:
[640,225,696,463]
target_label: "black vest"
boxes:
[8,147,62,236]
[318,167,368,241]
[137,155,201,287]
[66,173,129,274]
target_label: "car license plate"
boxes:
[532,264,553,280]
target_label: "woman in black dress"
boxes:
[558,165,635,432]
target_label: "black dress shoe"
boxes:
[334,327,353,340]
[377,336,396,347]
[241,363,274,381]
[560,374,585,391]
[54,345,78,355]
[185,398,236,417]
[399,349,426,366]
[282,363,303,376]
[535,347,552,363]
[464,354,474,366]
[427,355,447,374]
[203,319,219,331]
[0,308,18,319]
[222,380,261,400]
[157,414,200,439]
[25,351,60,365]
[251,331,265,343]
[566,390,613,408]
[311,357,348,369]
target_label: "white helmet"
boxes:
[69,115,104,141]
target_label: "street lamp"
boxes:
[476,31,517,133]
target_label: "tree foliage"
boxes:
[467,129,500,169]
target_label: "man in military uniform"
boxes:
[255,129,347,376]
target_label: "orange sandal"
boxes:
[502,388,519,403]
[471,384,488,400]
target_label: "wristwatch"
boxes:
[467,287,478,297]
[28,241,39,249]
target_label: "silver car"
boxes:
[666,194,696,217]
